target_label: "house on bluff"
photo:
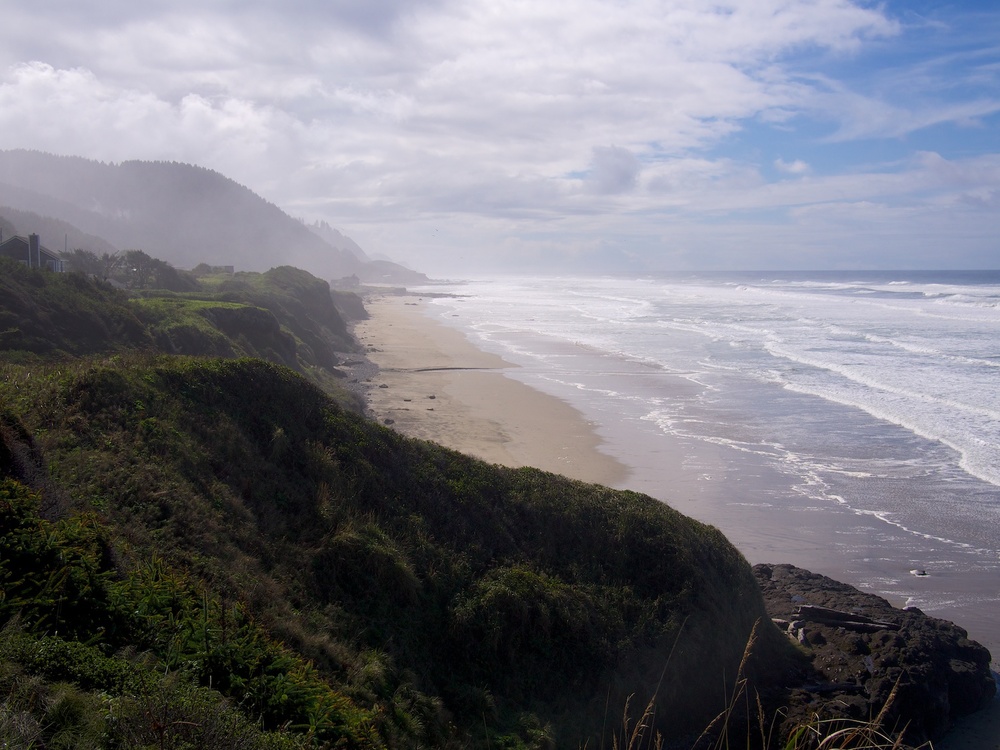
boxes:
[0,233,65,272]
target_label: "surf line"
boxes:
[392,366,506,373]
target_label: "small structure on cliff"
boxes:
[0,233,65,272]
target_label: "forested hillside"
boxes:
[0,257,363,406]
[0,150,426,283]
[0,205,119,257]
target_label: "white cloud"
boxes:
[587,147,641,194]
[775,158,811,175]
[0,1,997,272]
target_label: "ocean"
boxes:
[419,271,1000,658]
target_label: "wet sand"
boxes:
[353,293,629,487]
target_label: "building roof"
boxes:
[0,234,65,271]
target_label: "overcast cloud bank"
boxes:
[1,0,997,274]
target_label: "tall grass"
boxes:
[776,676,926,750]
[607,621,927,750]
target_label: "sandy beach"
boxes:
[352,292,629,487]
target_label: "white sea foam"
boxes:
[425,272,1000,580]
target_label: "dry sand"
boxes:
[352,292,629,488]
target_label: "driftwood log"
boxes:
[794,603,900,632]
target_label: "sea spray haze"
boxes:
[423,271,1000,655]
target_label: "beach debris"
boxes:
[794,604,899,633]
[910,569,928,577]
[379,383,389,388]
[428,394,436,399]
[383,418,395,425]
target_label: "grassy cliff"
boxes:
[0,257,362,406]
[0,262,781,749]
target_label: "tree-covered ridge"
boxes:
[0,353,775,748]
[0,206,120,258]
[0,151,344,274]
[0,257,362,404]
[0,150,427,283]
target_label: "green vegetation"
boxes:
[0,479,371,749]
[0,352,777,747]
[201,263,356,364]
[0,259,153,359]
[63,248,201,293]
[0,258,808,748]
[0,256,361,406]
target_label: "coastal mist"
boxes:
[421,271,1000,658]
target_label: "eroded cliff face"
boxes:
[754,563,996,747]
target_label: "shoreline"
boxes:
[351,290,999,654]
[349,288,999,749]
[352,292,629,487]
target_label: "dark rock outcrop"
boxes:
[754,563,996,747]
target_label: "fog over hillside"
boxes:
[0,150,426,283]
[0,204,119,256]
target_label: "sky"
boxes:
[1,0,998,275]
